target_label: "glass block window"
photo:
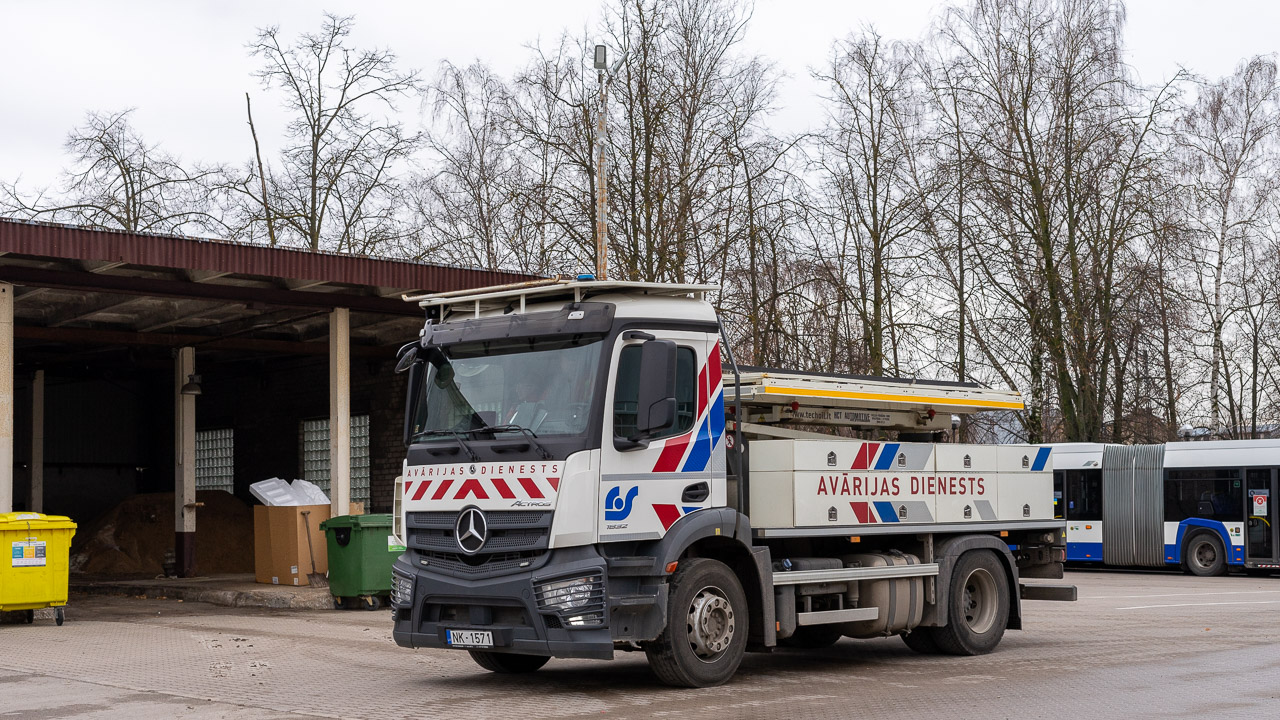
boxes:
[299,415,371,506]
[195,428,235,493]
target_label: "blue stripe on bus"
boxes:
[1031,447,1051,472]
[874,443,900,471]
[1066,542,1103,562]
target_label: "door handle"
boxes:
[681,482,709,503]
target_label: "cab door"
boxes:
[1245,468,1279,568]
[598,329,718,541]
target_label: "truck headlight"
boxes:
[535,574,604,626]
[535,576,598,611]
[391,573,414,606]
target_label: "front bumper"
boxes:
[391,545,616,660]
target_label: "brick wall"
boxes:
[354,363,407,513]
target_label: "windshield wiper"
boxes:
[465,424,554,460]
[410,429,480,462]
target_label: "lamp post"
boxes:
[594,44,609,281]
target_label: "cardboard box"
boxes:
[253,505,330,586]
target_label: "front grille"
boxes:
[417,550,547,576]
[406,510,552,556]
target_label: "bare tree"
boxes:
[1175,56,1279,435]
[246,13,422,253]
[1,110,221,234]
[810,28,925,377]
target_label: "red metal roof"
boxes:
[0,218,537,291]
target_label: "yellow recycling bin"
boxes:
[0,512,76,625]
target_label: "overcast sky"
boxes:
[3,1,1280,191]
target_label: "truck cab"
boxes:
[389,279,1071,687]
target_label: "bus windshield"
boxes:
[410,335,603,439]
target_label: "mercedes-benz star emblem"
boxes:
[455,507,488,555]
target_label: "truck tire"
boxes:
[933,550,1009,656]
[900,627,941,654]
[1184,532,1227,577]
[468,651,550,674]
[780,625,843,649]
[645,558,748,688]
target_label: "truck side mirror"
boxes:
[633,339,678,440]
[394,342,419,373]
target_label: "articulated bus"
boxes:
[1053,440,1280,575]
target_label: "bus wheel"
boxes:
[645,558,748,688]
[933,550,1009,656]
[469,651,550,674]
[1184,533,1227,577]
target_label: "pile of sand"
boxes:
[70,491,254,576]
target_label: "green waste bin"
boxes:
[320,514,402,610]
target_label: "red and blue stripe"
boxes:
[652,343,724,473]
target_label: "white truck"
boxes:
[389,279,1073,687]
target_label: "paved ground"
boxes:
[2,570,1278,719]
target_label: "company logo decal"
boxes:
[605,485,640,521]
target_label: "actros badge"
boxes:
[455,506,488,554]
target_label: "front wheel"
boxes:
[933,550,1010,656]
[645,558,748,688]
[1184,533,1227,577]
[469,651,550,674]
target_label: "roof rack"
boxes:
[404,278,718,317]
[727,368,1023,431]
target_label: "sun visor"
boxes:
[424,302,616,346]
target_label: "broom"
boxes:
[300,510,328,589]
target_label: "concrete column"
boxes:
[31,369,43,513]
[329,307,351,517]
[0,283,12,514]
[174,346,197,577]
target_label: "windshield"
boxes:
[411,335,603,439]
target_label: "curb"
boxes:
[71,582,335,611]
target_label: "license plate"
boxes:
[447,630,494,648]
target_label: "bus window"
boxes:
[1064,469,1103,521]
[1165,468,1244,523]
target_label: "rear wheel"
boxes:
[933,551,1009,656]
[645,558,748,688]
[469,651,550,674]
[1184,533,1227,577]
[901,627,942,654]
